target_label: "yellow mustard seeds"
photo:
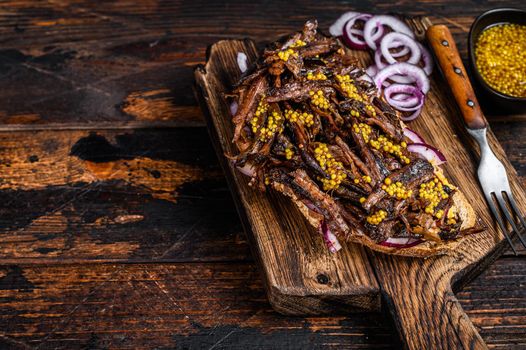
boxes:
[475,23,526,97]
[366,209,387,225]
[309,90,330,109]
[314,143,347,191]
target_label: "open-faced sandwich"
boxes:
[228,20,482,257]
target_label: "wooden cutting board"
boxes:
[194,17,526,349]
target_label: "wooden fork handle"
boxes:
[426,25,487,130]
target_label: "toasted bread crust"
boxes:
[273,182,478,257]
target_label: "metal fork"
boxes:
[427,25,526,254]
[467,128,526,253]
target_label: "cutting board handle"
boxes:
[374,256,488,349]
[426,25,487,130]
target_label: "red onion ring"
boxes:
[400,107,423,122]
[407,142,446,164]
[366,64,378,77]
[385,44,433,84]
[395,101,424,112]
[402,128,426,143]
[342,14,372,50]
[388,74,417,84]
[392,93,415,102]
[320,221,342,253]
[387,94,420,109]
[375,44,411,70]
[418,43,434,76]
[329,11,366,36]
[357,73,373,83]
[374,49,387,69]
[376,49,417,83]
[374,62,430,94]
[380,32,421,65]
[384,84,424,111]
[363,15,414,50]
[330,12,434,123]
[390,44,410,58]
[366,24,385,49]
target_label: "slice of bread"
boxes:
[272,177,478,258]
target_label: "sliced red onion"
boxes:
[342,14,372,50]
[379,237,423,248]
[343,27,366,50]
[304,201,323,214]
[391,93,418,104]
[380,32,421,65]
[236,162,256,177]
[400,107,423,121]
[418,43,434,76]
[402,127,426,144]
[376,40,410,61]
[374,51,420,84]
[390,97,420,109]
[363,15,414,50]
[357,73,373,83]
[374,62,429,94]
[390,44,410,58]
[374,49,387,69]
[407,142,446,165]
[329,11,366,36]
[320,221,342,253]
[368,24,385,47]
[366,64,378,78]
[381,43,433,78]
[229,101,238,116]
[388,74,416,84]
[396,101,424,112]
[237,52,248,73]
[384,84,424,109]
[391,93,412,101]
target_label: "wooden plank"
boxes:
[194,19,526,348]
[0,263,400,350]
[0,128,250,263]
[195,39,381,315]
[0,1,523,128]
[457,257,526,349]
[0,259,524,349]
[365,20,526,349]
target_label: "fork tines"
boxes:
[485,190,526,255]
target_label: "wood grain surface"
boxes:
[0,1,526,349]
[195,39,380,315]
[194,15,526,350]
[0,0,523,129]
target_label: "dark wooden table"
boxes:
[0,1,525,349]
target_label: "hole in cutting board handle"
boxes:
[316,273,330,285]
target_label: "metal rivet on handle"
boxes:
[441,40,449,46]
[454,67,462,74]
[467,99,475,107]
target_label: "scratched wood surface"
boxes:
[195,39,382,316]
[0,1,525,349]
[195,19,526,349]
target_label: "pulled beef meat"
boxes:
[229,20,466,246]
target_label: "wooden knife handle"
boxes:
[426,25,487,129]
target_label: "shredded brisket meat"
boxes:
[229,20,466,245]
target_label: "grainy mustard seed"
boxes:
[475,23,526,97]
